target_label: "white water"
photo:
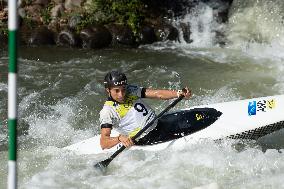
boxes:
[227,0,284,49]
[20,140,284,189]
[145,0,284,96]
[1,0,284,188]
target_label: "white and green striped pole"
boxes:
[8,0,18,188]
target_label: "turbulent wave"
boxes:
[227,0,284,48]
[1,1,284,188]
[174,0,229,48]
[148,0,284,59]
[20,139,284,189]
[142,0,284,95]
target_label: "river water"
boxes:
[1,0,284,188]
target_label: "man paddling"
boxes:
[99,70,191,149]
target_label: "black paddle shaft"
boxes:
[94,95,185,170]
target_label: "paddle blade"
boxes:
[93,158,112,172]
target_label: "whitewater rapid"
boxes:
[1,0,284,188]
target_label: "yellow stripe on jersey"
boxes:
[129,127,141,138]
[104,95,139,118]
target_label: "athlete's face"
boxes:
[107,85,127,103]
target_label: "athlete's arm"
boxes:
[100,128,120,149]
[144,87,192,100]
[100,128,134,149]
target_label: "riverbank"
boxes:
[0,0,232,49]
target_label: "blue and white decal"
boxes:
[248,101,256,116]
[248,99,276,116]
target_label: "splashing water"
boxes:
[1,0,284,188]
[227,0,284,58]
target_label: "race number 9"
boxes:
[134,103,148,116]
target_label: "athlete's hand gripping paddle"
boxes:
[94,95,185,172]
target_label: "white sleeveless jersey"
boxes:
[99,85,156,136]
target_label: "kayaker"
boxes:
[99,70,192,149]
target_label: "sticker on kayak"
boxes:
[248,99,276,116]
[195,113,204,121]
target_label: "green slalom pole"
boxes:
[8,0,18,188]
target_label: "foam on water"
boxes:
[0,133,6,145]
[226,0,284,90]
[0,82,8,92]
[21,139,284,189]
[142,0,284,95]
[1,2,284,185]
[227,0,284,49]
[193,85,240,105]
[0,82,8,146]
[173,0,229,48]
[25,96,94,147]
